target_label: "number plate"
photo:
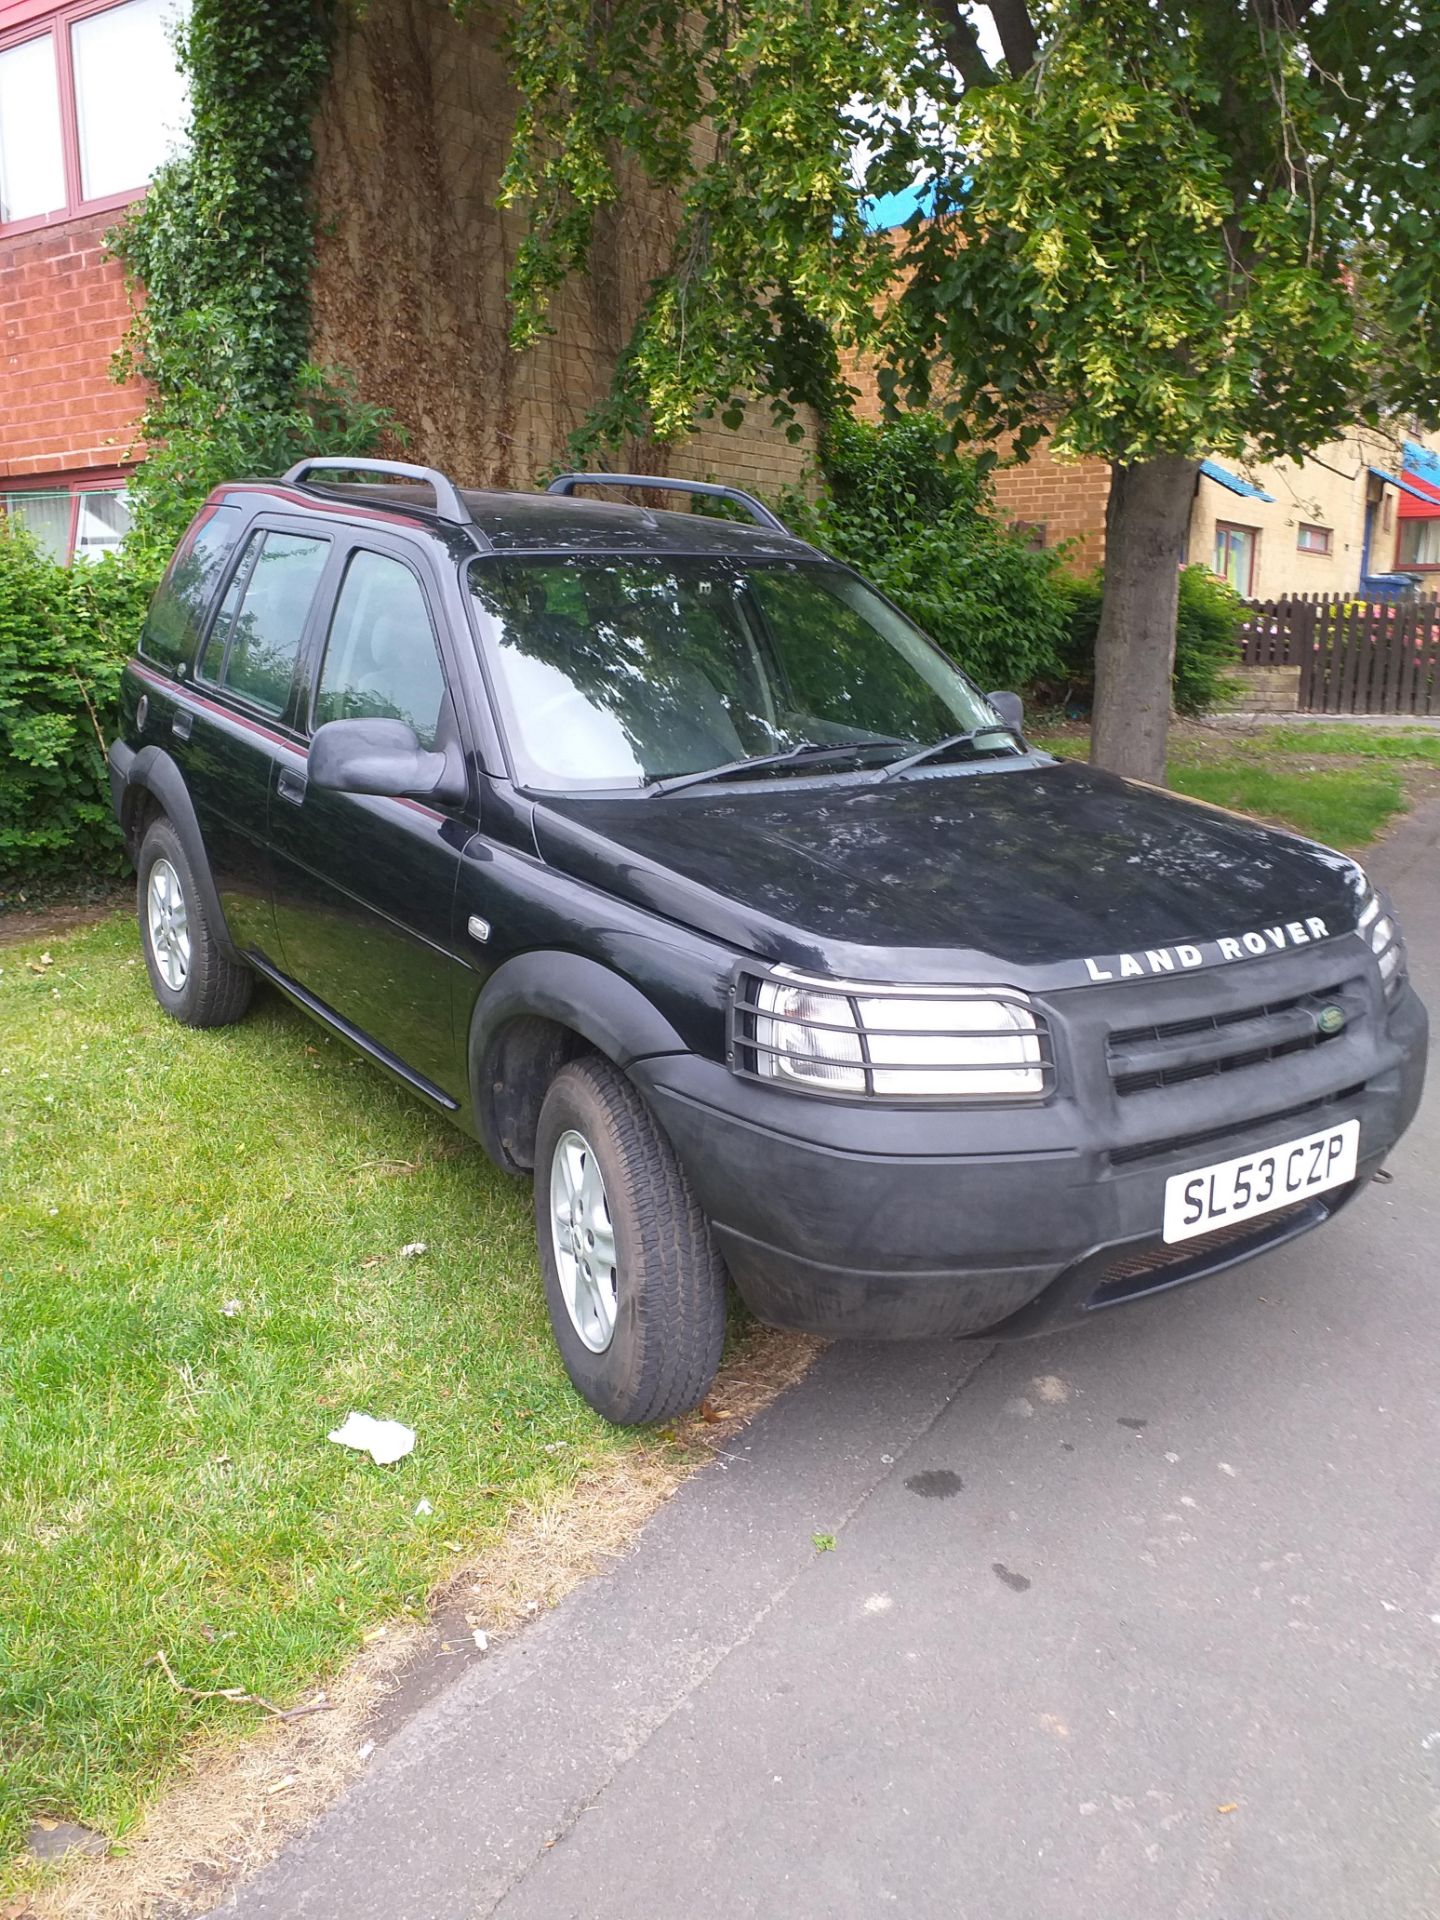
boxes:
[1162,1119,1359,1245]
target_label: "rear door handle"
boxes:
[171,710,193,742]
[277,767,307,806]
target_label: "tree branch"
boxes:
[922,1,998,90]
[151,1648,334,1723]
[988,0,1040,76]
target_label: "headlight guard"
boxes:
[1358,885,1406,999]
[730,966,1054,1102]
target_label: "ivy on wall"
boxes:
[110,0,385,565]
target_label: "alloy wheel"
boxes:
[146,857,191,993]
[549,1128,619,1352]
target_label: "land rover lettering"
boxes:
[1081,916,1334,984]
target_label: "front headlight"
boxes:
[737,969,1049,1099]
[1358,886,1405,996]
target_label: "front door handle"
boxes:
[277,767,307,806]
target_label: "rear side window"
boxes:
[312,550,447,749]
[199,529,330,717]
[138,504,242,675]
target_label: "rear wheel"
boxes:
[534,1057,727,1425]
[137,817,252,1028]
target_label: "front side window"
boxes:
[467,558,1000,793]
[1213,523,1257,595]
[200,529,329,716]
[313,550,448,748]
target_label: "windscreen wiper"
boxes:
[876,725,1024,783]
[648,738,906,797]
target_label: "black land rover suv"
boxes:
[109,458,1427,1424]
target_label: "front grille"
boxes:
[1109,1084,1366,1168]
[1106,976,1365,1097]
[1086,1192,1339,1309]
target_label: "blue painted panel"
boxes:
[1199,458,1275,503]
[859,181,936,231]
[1402,440,1440,487]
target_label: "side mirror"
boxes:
[309,718,463,805]
[986,689,1025,734]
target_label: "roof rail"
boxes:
[546,472,789,534]
[281,457,472,527]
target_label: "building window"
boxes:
[1397,520,1440,568]
[0,0,188,235]
[3,484,132,562]
[0,33,66,224]
[1213,522,1258,595]
[1297,523,1332,555]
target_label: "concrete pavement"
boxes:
[224,806,1440,1920]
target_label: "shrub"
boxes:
[0,524,154,883]
[780,413,1070,693]
[1050,564,1245,716]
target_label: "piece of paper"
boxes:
[327,1411,416,1466]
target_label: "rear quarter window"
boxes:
[138,503,244,675]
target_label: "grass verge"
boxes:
[0,915,797,1898]
[1259,724,1440,765]
[1167,760,1405,849]
[1033,721,1424,849]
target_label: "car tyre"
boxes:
[137,816,253,1028]
[534,1056,727,1425]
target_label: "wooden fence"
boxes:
[1239,592,1440,715]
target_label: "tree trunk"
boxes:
[1091,456,1201,783]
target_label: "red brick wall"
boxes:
[847,343,1111,572]
[0,209,142,482]
[988,441,1110,574]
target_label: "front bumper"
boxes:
[632,961,1427,1342]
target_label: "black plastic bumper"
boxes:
[632,979,1427,1342]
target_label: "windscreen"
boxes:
[467,557,1000,792]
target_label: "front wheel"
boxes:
[534,1057,727,1425]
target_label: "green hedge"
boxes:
[1048,564,1245,717]
[780,413,1071,693]
[0,524,153,883]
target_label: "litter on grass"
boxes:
[327,1411,416,1466]
[398,1242,428,1259]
